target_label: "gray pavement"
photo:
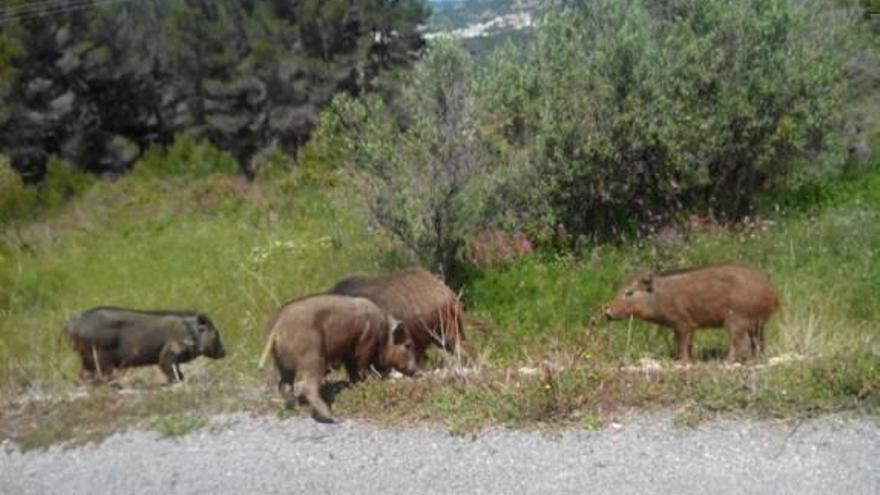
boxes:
[1,413,878,495]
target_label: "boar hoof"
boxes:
[312,412,338,424]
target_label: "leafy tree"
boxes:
[0,0,429,179]
[327,40,494,283]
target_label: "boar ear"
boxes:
[389,318,406,344]
[641,273,654,292]
[196,314,212,330]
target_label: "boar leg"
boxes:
[750,322,766,357]
[90,346,115,383]
[78,348,97,381]
[725,316,753,363]
[295,353,335,423]
[80,346,111,383]
[673,329,693,362]
[344,358,363,384]
[277,369,297,407]
[271,349,299,406]
[158,341,187,383]
[299,371,335,423]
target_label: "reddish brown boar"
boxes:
[258,294,418,423]
[603,264,780,362]
[329,268,475,364]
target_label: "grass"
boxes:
[0,171,400,394]
[151,412,211,439]
[1,152,878,450]
[466,201,880,367]
[5,352,875,450]
[1,379,268,450]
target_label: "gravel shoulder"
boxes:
[2,413,878,495]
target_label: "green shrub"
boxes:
[133,135,237,179]
[292,101,350,186]
[40,156,94,211]
[253,145,296,181]
[328,40,498,282]
[0,157,34,225]
[478,0,860,237]
[0,155,92,226]
[770,162,880,212]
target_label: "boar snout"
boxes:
[602,304,614,319]
[401,361,419,377]
[393,351,419,377]
[201,335,226,359]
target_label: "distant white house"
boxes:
[423,11,533,40]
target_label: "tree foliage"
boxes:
[324,40,495,282]
[0,0,429,180]
[480,0,860,236]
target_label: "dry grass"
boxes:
[2,348,877,451]
[772,290,878,357]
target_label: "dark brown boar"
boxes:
[603,264,780,362]
[65,306,226,383]
[258,294,418,423]
[329,268,475,364]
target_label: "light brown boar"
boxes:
[259,294,418,423]
[329,268,475,365]
[603,264,781,362]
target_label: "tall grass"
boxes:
[0,170,399,393]
[467,169,880,366]
[1,152,877,434]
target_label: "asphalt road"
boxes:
[1,413,878,495]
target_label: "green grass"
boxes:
[1,155,878,448]
[0,171,399,393]
[333,352,880,433]
[151,412,211,438]
[466,171,880,366]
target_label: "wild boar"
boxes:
[329,268,475,364]
[258,294,418,423]
[603,264,780,362]
[65,306,226,383]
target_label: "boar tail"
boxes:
[258,328,276,369]
[257,311,281,369]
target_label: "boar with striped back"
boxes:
[603,264,780,362]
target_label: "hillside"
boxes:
[424,0,542,55]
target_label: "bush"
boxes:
[133,135,238,179]
[291,111,349,186]
[40,156,93,211]
[0,157,34,225]
[1,155,91,226]
[327,40,500,282]
[479,0,860,237]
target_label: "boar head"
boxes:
[381,317,418,376]
[193,314,226,359]
[603,270,655,320]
